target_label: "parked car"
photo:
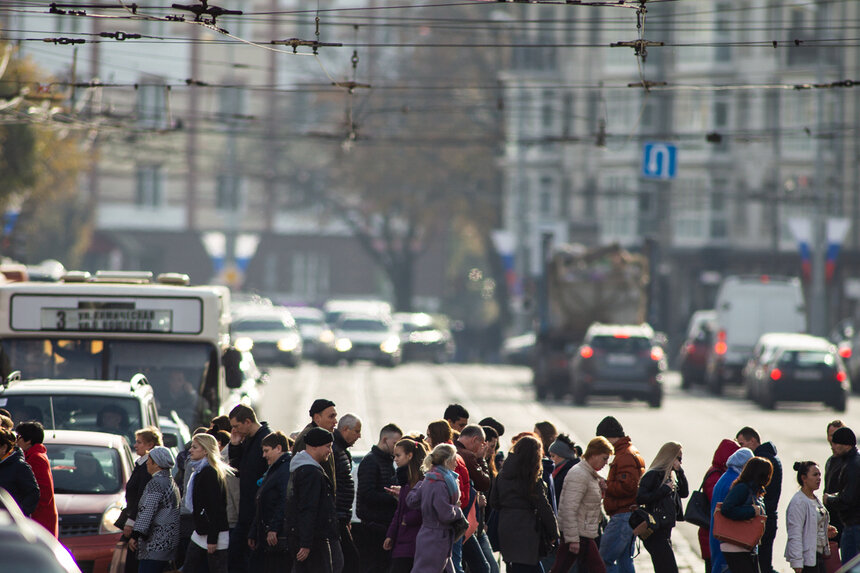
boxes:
[0,374,159,447]
[47,430,135,573]
[231,309,303,367]
[288,306,337,364]
[0,488,81,573]
[678,310,716,389]
[393,312,455,363]
[333,314,401,367]
[705,275,806,395]
[749,335,849,412]
[159,411,192,467]
[323,299,392,327]
[569,323,666,408]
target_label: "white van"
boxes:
[706,275,806,394]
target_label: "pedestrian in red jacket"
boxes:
[16,421,58,537]
[697,438,740,572]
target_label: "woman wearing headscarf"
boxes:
[129,446,181,573]
[637,441,689,573]
[407,443,464,573]
[719,456,772,573]
[551,437,614,573]
[698,439,741,573]
[183,433,233,573]
[490,435,559,572]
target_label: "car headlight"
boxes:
[234,336,254,353]
[100,502,124,534]
[335,338,353,352]
[380,336,400,354]
[277,336,299,352]
[319,329,335,344]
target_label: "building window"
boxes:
[598,173,637,242]
[135,165,164,207]
[539,176,554,217]
[218,85,246,127]
[216,174,243,211]
[787,8,816,66]
[541,90,554,131]
[136,83,167,129]
[562,93,573,137]
[673,178,709,241]
[714,4,731,62]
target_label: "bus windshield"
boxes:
[0,339,215,427]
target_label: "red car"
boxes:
[46,430,134,573]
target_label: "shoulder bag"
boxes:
[684,469,718,529]
[711,502,766,551]
[628,506,657,540]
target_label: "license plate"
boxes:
[793,370,822,381]
[607,354,637,366]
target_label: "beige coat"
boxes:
[558,460,603,540]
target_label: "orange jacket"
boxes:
[603,437,645,516]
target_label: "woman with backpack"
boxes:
[637,441,689,573]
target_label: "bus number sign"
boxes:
[40,308,173,333]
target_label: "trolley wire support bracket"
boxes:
[610,39,663,61]
[270,38,342,55]
[171,0,242,27]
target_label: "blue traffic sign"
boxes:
[642,142,677,179]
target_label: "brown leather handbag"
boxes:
[712,502,767,551]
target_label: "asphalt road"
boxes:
[258,361,853,573]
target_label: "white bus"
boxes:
[0,271,243,427]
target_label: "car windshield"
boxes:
[590,336,651,353]
[46,443,123,494]
[293,317,323,328]
[232,318,290,332]
[3,395,141,445]
[777,350,834,367]
[339,319,389,332]
[0,339,216,428]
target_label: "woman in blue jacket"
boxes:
[719,456,773,573]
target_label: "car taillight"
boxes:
[839,346,852,359]
[580,346,594,359]
[650,347,664,361]
[837,371,847,382]
[770,368,782,381]
[715,330,727,355]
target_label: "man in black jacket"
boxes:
[286,427,339,573]
[737,426,782,573]
[357,423,402,573]
[228,404,272,573]
[249,431,292,573]
[333,413,362,573]
[824,427,860,563]
[293,399,338,493]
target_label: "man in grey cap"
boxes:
[286,427,339,573]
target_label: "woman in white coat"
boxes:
[550,437,614,573]
[785,461,836,573]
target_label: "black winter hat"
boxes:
[309,399,335,417]
[305,427,334,447]
[832,427,857,447]
[596,416,625,439]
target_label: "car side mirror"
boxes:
[162,433,178,449]
[223,348,243,389]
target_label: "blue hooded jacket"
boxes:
[709,447,754,573]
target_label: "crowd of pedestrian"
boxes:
[1,403,859,573]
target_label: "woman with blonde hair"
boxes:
[551,437,613,573]
[182,433,234,573]
[636,441,689,573]
[384,436,429,572]
[406,443,464,573]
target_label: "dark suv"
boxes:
[569,323,666,408]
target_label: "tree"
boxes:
[0,42,89,265]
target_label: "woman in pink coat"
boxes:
[406,443,464,573]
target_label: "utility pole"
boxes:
[809,0,828,336]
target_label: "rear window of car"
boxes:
[590,336,651,353]
[777,350,835,368]
[46,444,123,494]
[338,319,389,332]
[232,318,290,331]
